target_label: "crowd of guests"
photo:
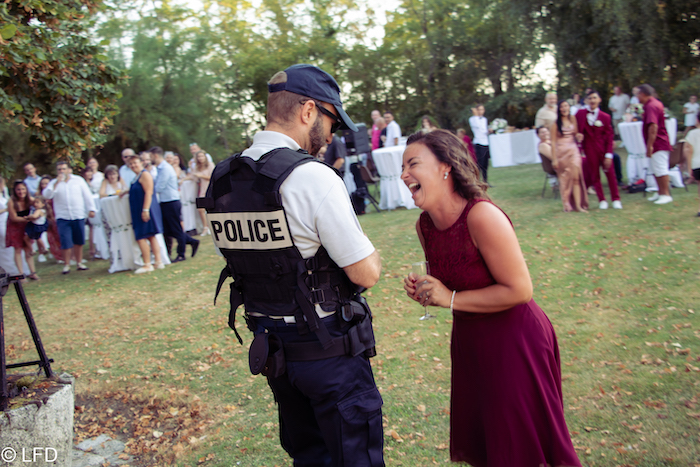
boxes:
[536,85,697,213]
[0,143,215,280]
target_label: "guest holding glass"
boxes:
[99,165,126,198]
[125,155,164,274]
[86,157,104,193]
[550,100,588,212]
[401,130,580,467]
[6,181,38,280]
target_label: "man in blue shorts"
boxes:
[42,161,96,274]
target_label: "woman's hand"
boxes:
[141,210,150,222]
[404,273,451,308]
[119,190,129,198]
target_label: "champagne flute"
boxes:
[412,261,434,320]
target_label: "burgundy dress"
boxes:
[5,206,29,248]
[45,200,63,259]
[420,200,580,467]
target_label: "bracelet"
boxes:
[143,209,149,212]
[450,290,456,313]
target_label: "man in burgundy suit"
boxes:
[576,90,622,210]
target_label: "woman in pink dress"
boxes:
[550,100,588,212]
[190,150,214,236]
[401,130,580,467]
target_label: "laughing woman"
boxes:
[401,130,580,467]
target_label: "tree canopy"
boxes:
[2,0,698,179]
[0,0,125,176]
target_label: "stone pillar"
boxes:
[0,374,74,467]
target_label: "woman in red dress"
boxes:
[401,130,580,467]
[6,181,38,280]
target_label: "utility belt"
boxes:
[247,296,376,378]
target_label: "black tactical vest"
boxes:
[197,148,358,346]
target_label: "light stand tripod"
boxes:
[0,267,53,411]
[343,123,381,214]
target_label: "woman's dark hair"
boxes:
[556,100,570,136]
[406,129,489,201]
[174,153,187,170]
[11,180,33,206]
[39,175,52,190]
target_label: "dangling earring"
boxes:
[444,172,449,180]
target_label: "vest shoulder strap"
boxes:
[252,148,330,206]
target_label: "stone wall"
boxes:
[0,374,74,467]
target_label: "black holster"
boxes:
[249,333,286,378]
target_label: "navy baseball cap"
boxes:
[268,64,358,132]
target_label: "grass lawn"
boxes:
[3,154,699,466]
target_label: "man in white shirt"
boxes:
[42,161,96,274]
[535,92,558,128]
[383,111,401,147]
[683,95,699,128]
[23,163,41,196]
[468,104,491,182]
[204,64,383,466]
[607,86,630,136]
[119,148,137,187]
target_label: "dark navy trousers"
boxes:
[475,144,490,182]
[252,316,385,467]
[159,200,197,257]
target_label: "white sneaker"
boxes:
[612,200,623,209]
[654,195,673,205]
[37,254,47,263]
[599,200,609,210]
[647,192,660,202]
[135,264,154,274]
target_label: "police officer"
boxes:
[202,64,384,466]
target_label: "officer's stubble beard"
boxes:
[307,112,325,156]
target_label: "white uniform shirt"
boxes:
[468,116,489,146]
[241,131,375,266]
[683,102,699,127]
[385,121,402,148]
[42,174,96,220]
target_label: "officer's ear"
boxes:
[299,100,316,126]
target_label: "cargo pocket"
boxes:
[337,387,384,466]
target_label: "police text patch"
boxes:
[207,211,293,250]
